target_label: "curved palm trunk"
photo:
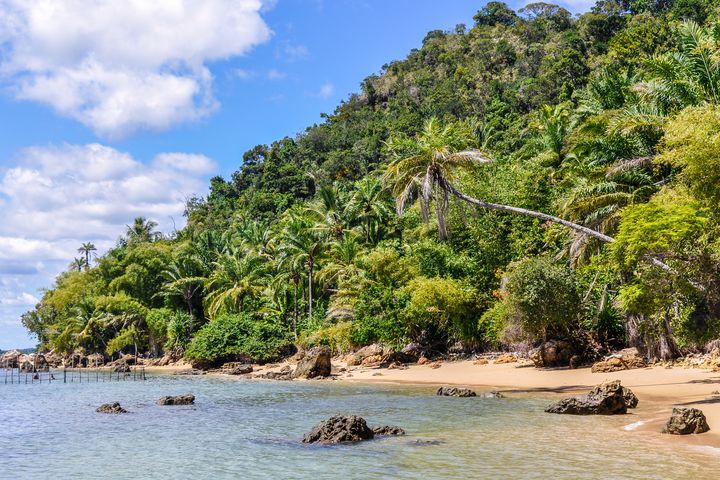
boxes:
[308,259,314,319]
[441,179,676,273]
[292,277,299,340]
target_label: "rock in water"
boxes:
[96,402,128,414]
[372,425,406,436]
[437,386,476,397]
[663,407,710,434]
[302,415,375,444]
[156,394,195,406]
[545,380,628,415]
[293,347,331,379]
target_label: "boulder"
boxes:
[96,402,128,414]
[157,394,195,406]
[261,365,293,380]
[294,347,331,379]
[86,353,104,368]
[437,386,476,397]
[494,353,517,364]
[480,391,505,399]
[0,350,21,368]
[623,387,639,409]
[545,380,629,415]
[361,355,384,366]
[591,348,647,373]
[113,363,130,373]
[401,342,424,358]
[529,340,574,368]
[302,414,375,444]
[372,425,406,436]
[474,358,489,365]
[346,344,384,366]
[223,363,253,375]
[417,356,430,365]
[663,407,710,435]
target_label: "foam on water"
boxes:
[1,375,719,479]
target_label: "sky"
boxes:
[0,0,594,350]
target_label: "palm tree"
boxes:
[384,117,615,244]
[642,21,720,113]
[126,217,160,243]
[77,242,97,271]
[528,103,571,166]
[71,257,87,272]
[204,248,268,318]
[160,255,205,322]
[306,184,351,240]
[277,214,326,319]
[345,176,392,244]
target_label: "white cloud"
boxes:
[317,82,335,99]
[0,0,272,138]
[267,69,287,80]
[0,143,217,347]
[283,44,309,60]
[234,68,256,80]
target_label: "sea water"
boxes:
[1,375,718,479]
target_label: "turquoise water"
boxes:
[1,374,719,479]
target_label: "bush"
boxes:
[186,313,291,363]
[300,321,355,355]
[351,284,409,348]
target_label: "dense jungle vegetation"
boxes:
[22,0,720,363]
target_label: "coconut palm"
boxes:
[71,257,87,272]
[126,217,160,244]
[384,117,615,244]
[160,255,205,321]
[77,242,97,271]
[345,176,392,245]
[204,249,268,318]
[306,184,351,240]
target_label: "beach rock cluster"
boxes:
[223,363,253,375]
[157,394,195,406]
[302,414,405,444]
[591,348,647,373]
[545,380,637,415]
[437,386,476,397]
[294,347,331,379]
[96,402,128,414]
[260,365,293,380]
[663,407,710,435]
[529,340,575,368]
[493,353,517,364]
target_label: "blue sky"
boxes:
[0,0,592,349]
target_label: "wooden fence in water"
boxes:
[2,366,146,384]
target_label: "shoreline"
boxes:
[328,359,720,449]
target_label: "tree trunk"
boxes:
[293,278,299,340]
[308,260,314,319]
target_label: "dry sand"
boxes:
[336,360,720,448]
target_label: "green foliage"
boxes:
[186,313,291,362]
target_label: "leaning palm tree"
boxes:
[77,242,97,271]
[384,117,614,244]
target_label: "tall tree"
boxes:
[77,242,97,271]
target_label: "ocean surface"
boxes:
[1,373,719,479]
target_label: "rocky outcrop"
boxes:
[223,363,253,375]
[545,380,631,415]
[493,353,517,364]
[372,425,406,436]
[663,407,710,434]
[591,348,647,373]
[96,402,128,414]
[437,386,476,397]
[294,347,331,379]
[302,415,405,444]
[86,353,105,368]
[623,387,639,409]
[345,344,384,366]
[302,415,375,444]
[157,394,195,406]
[529,340,574,368]
[261,365,293,380]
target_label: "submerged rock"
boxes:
[545,380,630,415]
[437,386,476,397]
[481,391,505,399]
[372,425,406,436]
[294,347,331,379]
[96,402,128,414]
[156,394,195,406]
[302,414,375,444]
[663,407,710,435]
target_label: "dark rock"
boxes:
[481,391,505,399]
[96,402,127,414]
[529,340,574,368]
[372,425,406,436]
[623,387,639,409]
[663,407,710,435]
[225,363,253,375]
[113,363,130,373]
[261,365,293,380]
[545,380,628,415]
[294,347,331,379]
[173,369,206,376]
[401,342,424,357]
[302,414,375,444]
[437,386,476,397]
[157,394,195,406]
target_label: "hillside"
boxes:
[21,0,720,365]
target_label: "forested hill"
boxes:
[22,0,720,365]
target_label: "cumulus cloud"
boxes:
[0,143,217,346]
[0,0,272,137]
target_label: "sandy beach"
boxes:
[327,360,720,448]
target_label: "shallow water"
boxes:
[1,374,719,479]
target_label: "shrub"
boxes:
[351,284,409,348]
[186,313,291,363]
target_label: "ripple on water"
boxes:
[1,376,720,479]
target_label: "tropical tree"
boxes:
[345,176,392,244]
[77,242,97,271]
[204,249,268,318]
[126,217,160,244]
[71,257,87,272]
[160,255,205,322]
